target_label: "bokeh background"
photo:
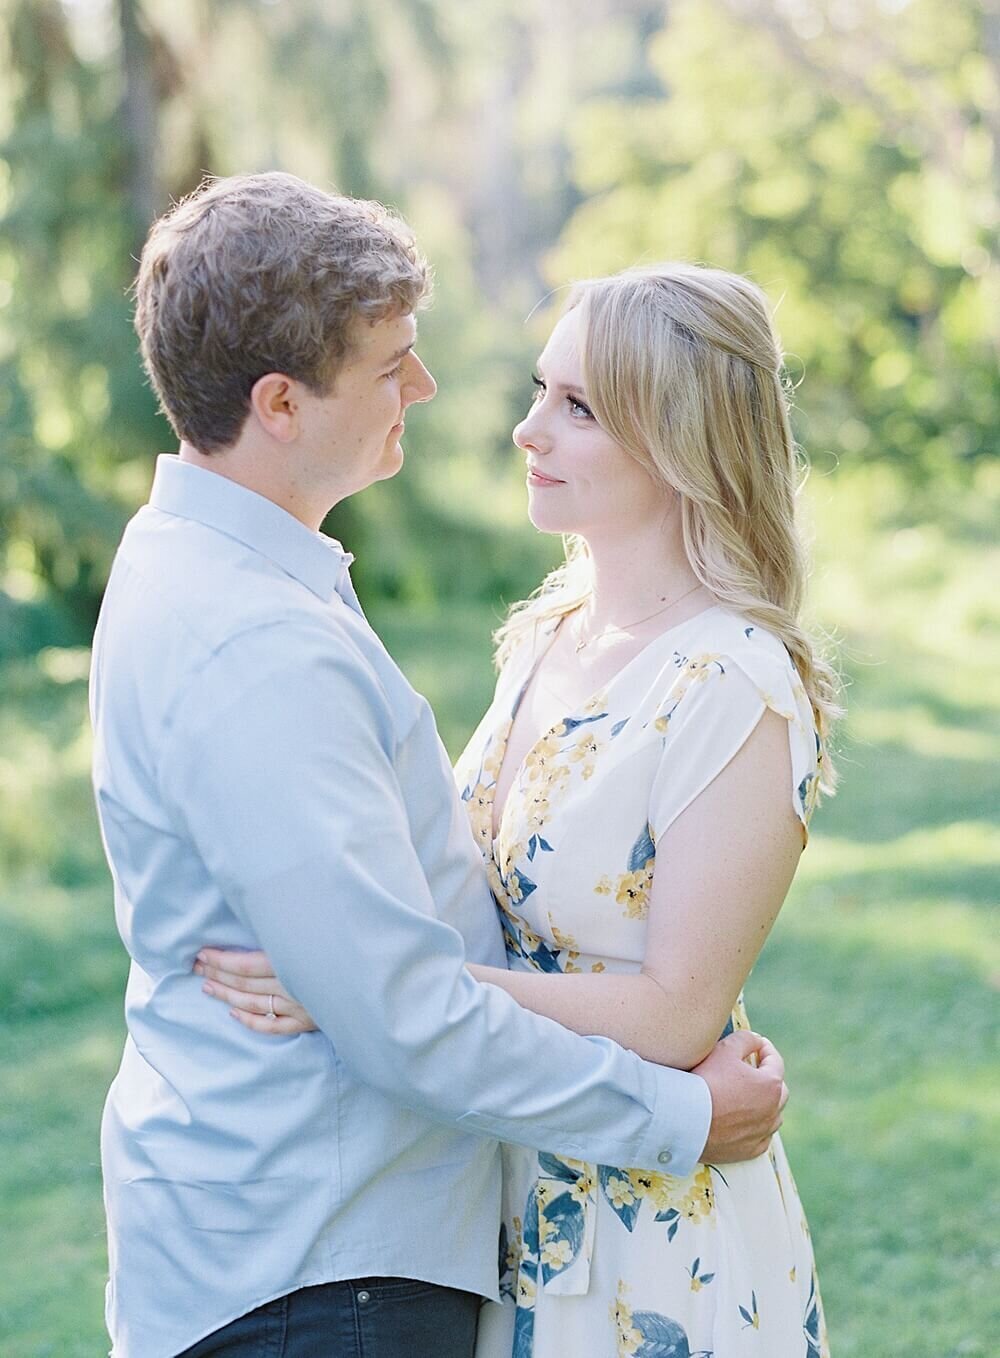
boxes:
[1,1,998,1354]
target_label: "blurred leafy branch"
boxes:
[0,0,996,660]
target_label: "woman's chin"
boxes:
[526,502,573,535]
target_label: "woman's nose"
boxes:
[513,410,549,455]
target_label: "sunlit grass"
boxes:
[1,469,997,1356]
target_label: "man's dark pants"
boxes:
[176,1277,480,1358]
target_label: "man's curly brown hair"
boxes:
[133,172,431,453]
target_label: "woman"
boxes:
[198,263,838,1357]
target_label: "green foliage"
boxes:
[551,0,1000,482]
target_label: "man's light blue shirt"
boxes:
[89,455,712,1357]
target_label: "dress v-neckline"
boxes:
[487,605,722,844]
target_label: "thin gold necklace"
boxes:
[573,581,704,653]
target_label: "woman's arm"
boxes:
[470,708,803,1070]
[198,709,801,1068]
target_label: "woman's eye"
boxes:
[530,373,545,401]
[568,395,593,418]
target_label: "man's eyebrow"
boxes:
[381,341,415,368]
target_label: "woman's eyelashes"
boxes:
[530,374,593,419]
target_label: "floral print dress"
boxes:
[453,606,831,1358]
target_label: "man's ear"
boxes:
[248,373,301,443]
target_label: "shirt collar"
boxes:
[147,455,354,603]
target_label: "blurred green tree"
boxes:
[550,0,999,482]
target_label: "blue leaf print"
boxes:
[537,1153,582,1182]
[556,712,608,734]
[611,717,630,738]
[654,1207,679,1225]
[628,823,656,873]
[719,1014,735,1038]
[630,1309,695,1358]
[599,1165,642,1231]
[744,626,755,637]
[509,866,537,903]
[529,937,567,974]
[521,1184,540,1259]
[539,1189,585,1284]
[512,1304,535,1358]
[536,836,553,852]
[527,835,538,861]
[804,1272,822,1357]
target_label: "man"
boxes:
[90,172,787,1358]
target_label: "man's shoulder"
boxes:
[112,507,345,651]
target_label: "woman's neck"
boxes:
[577,511,705,636]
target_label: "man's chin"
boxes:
[376,440,405,481]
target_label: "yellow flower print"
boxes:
[516,1273,536,1306]
[540,1238,573,1270]
[548,918,578,951]
[524,787,551,833]
[626,1168,669,1201]
[570,1171,595,1204]
[485,859,505,902]
[604,1175,636,1210]
[615,865,654,920]
[523,735,562,782]
[611,1283,642,1357]
[506,872,525,905]
[482,740,504,781]
[569,731,603,763]
[594,876,613,897]
[465,782,493,847]
[645,1164,715,1222]
[591,961,606,973]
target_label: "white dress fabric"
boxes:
[453,606,831,1358]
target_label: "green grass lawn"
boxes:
[1,470,997,1356]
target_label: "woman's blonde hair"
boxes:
[495,262,841,792]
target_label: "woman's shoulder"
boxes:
[652,606,815,732]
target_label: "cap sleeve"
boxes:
[648,638,820,845]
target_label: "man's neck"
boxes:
[177,441,329,532]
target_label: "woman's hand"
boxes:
[194,948,319,1035]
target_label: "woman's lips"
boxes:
[527,467,564,486]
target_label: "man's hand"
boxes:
[693,1030,788,1163]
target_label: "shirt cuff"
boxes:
[641,1068,713,1180]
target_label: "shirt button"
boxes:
[357,1290,371,1305]
[657,1150,673,1166]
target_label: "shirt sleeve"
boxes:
[158,617,711,1177]
[648,643,820,842]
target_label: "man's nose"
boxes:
[404,355,436,405]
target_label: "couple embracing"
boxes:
[90,171,836,1358]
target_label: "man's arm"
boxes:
[158,617,715,1175]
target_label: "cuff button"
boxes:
[657,1150,673,1166]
